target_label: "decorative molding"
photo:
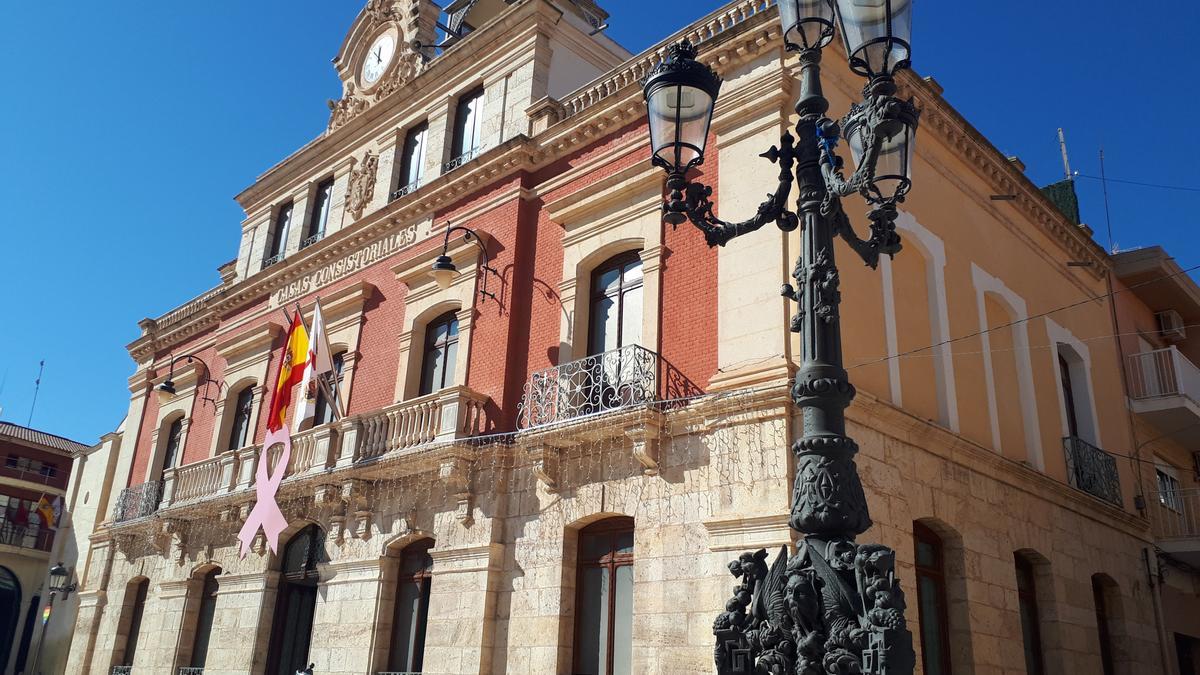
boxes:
[702,513,792,553]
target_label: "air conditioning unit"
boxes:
[1157,309,1187,342]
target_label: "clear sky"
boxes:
[1,1,1195,445]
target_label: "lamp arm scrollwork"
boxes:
[664,132,801,249]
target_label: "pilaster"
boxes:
[424,542,505,675]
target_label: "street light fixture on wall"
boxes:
[644,0,920,672]
[155,354,222,408]
[47,562,77,596]
[429,224,500,303]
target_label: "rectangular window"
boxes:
[395,122,428,198]
[303,178,335,248]
[449,88,485,165]
[1058,352,1080,439]
[1158,463,1182,511]
[265,202,294,266]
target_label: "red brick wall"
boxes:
[124,119,721,482]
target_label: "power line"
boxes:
[849,263,1200,371]
[1074,173,1200,195]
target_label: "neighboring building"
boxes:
[61,1,1198,674]
[0,421,90,675]
[1112,247,1200,672]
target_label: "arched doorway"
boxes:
[265,525,326,675]
[0,566,21,674]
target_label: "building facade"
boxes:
[0,421,90,675]
[64,1,1200,674]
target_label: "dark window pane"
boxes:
[576,566,608,675]
[451,90,484,159]
[122,580,149,666]
[419,313,459,396]
[917,576,946,675]
[269,202,293,258]
[191,570,220,668]
[306,178,335,241]
[227,387,256,452]
[163,418,184,474]
[400,123,428,190]
[612,565,633,674]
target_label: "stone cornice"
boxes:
[703,513,792,553]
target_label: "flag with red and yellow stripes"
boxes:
[267,312,309,432]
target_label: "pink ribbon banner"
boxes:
[237,427,292,558]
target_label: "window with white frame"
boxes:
[1157,462,1183,511]
[396,122,428,197]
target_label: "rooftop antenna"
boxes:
[27,360,44,427]
[1099,148,1116,254]
[1057,128,1073,181]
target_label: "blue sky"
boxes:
[0,1,1195,444]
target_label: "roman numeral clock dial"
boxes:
[361,33,396,86]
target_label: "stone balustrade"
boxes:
[341,386,489,464]
[112,387,490,522]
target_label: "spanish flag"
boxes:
[35,495,56,529]
[267,312,310,432]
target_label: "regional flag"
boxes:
[35,496,55,529]
[295,299,336,432]
[267,312,310,432]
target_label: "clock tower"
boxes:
[327,0,440,132]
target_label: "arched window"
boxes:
[914,523,952,675]
[387,539,434,672]
[0,567,20,673]
[226,386,256,452]
[574,517,634,675]
[419,312,460,396]
[588,252,643,356]
[1015,554,1045,675]
[161,417,183,479]
[119,578,150,668]
[266,525,326,675]
[313,352,346,426]
[188,568,221,670]
[1092,575,1116,675]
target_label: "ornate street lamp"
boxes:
[644,0,920,672]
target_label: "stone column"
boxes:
[424,543,505,674]
[203,570,279,675]
[307,558,388,675]
[326,156,357,237]
[371,128,403,213]
[64,590,106,675]
[151,578,196,673]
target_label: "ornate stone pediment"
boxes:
[327,0,437,133]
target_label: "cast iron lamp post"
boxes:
[644,1,919,672]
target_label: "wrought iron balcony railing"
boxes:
[1063,437,1122,507]
[442,144,486,174]
[111,666,133,675]
[261,251,285,271]
[179,667,205,675]
[300,232,324,250]
[518,344,658,429]
[112,480,163,523]
[390,179,422,201]
[0,519,53,552]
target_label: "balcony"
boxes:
[111,667,132,675]
[260,251,284,271]
[0,519,53,552]
[179,668,204,675]
[1127,348,1200,435]
[1063,437,1122,507]
[518,345,658,429]
[390,179,422,201]
[0,463,68,491]
[1148,488,1200,567]
[442,144,486,174]
[348,386,489,465]
[112,480,163,523]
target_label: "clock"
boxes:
[361,33,396,86]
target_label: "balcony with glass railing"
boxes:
[1148,488,1200,567]
[1062,436,1122,507]
[518,345,659,429]
[1127,347,1200,436]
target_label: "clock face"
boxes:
[361,34,396,85]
